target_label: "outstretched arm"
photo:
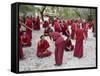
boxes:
[19,21,32,31]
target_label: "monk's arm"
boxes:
[19,21,32,31]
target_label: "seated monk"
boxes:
[37,35,52,58]
[64,37,74,51]
[21,32,31,47]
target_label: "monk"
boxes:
[67,19,73,25]
[71,22,77,39]
[65,27,71,37]
[19,16,24,59]
[32,17,36,29]
[36,16,40,30]
[44,26,53,36]
[19,36,24,59]
[49,32,64,66]
[43,21,49,28]
[83,22,89,39]
[21,32,31,47]
[37,35,52,58]
[54,21,61,33]
[64,37,74,51]
[25,16,32,40]
[74,25,86,58]
[61,21,68,35]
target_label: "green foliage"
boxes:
[19,5,96,21]
[19,5,35,15]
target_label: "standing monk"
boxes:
[74,25,86,58]
[54,21,61,33]
[49,32,64,66]
[25,16,33,42]
[36,16,40,30]
[61,21,68,35]
[71,22,77,39]
[83,22,89,39]
[19,16,24,59]
[37,35,52,58]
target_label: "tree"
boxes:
[36,6,46,21]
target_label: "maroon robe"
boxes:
[32,17,36,29]
[37,39,52,58]
[21,34,31,47]
[34,16,40,30]
[19,19,24,59]
[83,23,88,38]
[61,22,68,35]
[54,22,61,33]
[43,21,49,28]
[49,32,64,65]
[74,28,84,58]
[65,29,71,37]
[64,38,74,51]
[71,23,77,39]
[67,19,73,25]
[19,36,24,59]
[25,17,32,40]
[44,27,52,36]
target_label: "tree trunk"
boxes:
[40,6,46,21]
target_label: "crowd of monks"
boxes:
[19,15,96,66]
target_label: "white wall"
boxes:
[0,0,99,76]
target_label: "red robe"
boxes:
[21,34,31,47]
[37,39,52,58]
[74,28,84,58]
[54,22,61,33]
[71,23,77,39]
[43,21,49,28]
[61,23,68,35]
[67,19,73,25]
[83,23,88,38]
[65,29,71,37]
[32,17,36,29]
[19,21,24,59]
[44,27,52,36]
[64,38,74,51]
[25,18,32,40]
[19,38,24,59]
[34,16,40,30]
[49,32,64,65]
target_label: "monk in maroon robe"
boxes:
[25,16,32,41]
[35,16,40,30]
[19,17,24,59]
[19,36,24,59]
[83,23,89,39]
[61,21,68,35]
[64,37,74,51]
[74,25,86,58]
[37,35,52,58]
[65,28,71,37]
[32,17,37,29]
[44,26,53,36]
[71,23,77,39]
[54,21,61,33]
[43,21,49,28]
[21,32,31,47]
[49,32,64,66]
[67,19,73,25]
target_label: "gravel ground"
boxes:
[19,25,96,71]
